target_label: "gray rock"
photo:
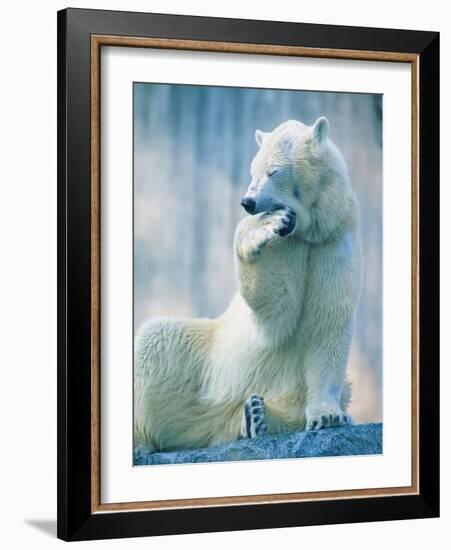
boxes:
[134,423,382,466]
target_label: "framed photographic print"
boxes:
[57,8,439,541]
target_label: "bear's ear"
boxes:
[312,117,329,145]
[255,129,268,147]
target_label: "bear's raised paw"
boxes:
[270,207,297,237]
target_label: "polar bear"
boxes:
[134,117,362,453]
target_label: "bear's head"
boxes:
[241,118,355,243]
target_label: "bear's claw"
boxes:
[241,394,268,439]
[306,410,352,431]
[273,208,296,237]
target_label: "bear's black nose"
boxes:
[240,197,256,214]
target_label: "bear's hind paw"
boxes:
[241,394,268,439]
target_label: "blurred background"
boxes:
[134,83,382,424]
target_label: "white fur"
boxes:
[134,118,362,452]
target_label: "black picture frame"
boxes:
[57,7,439,541]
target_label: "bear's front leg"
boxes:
[235,208,296,263]
[303,342,353,431]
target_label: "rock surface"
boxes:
[134,423,382,466]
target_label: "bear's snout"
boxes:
[240,197,256,214]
